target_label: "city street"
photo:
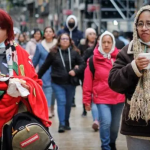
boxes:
[49,86,128,150]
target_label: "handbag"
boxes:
[69,75,80,86]
[2,103,58,150]
[59,48,81,86]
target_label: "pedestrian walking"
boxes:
[38,33,85,133]
[82,34,101,131]
[57,15,83,47]
[32,26,57,118]
[78,28,97,56]
[57,15,84,107]
[78,28,99,131]
[83,31,125,150]
[112,30,125,49]
[26,28,42,60]
[18,33,27,49]
[0,9,51,149]
[108,5,150,150]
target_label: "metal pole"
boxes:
[98,0,101,34]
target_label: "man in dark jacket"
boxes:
[57,15,84,47]
[112,30,125,50]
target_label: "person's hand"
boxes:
[85,105,91,111]
[135,56,150,71]
[20,80,30,98]
[21,83,30,91]
[69,70,76,76]
[74,65,79,69]
[0,75,4,78]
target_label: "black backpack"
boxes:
[2,111,58,150]
[89,56,95,77]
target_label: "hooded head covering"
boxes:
[85,28,96,38]
[133,5,150,57]
[66,15,78,30]
[98,31,116,59]
[128,5,150,123]
[66,15,78,38]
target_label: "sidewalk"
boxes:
[49,86,128,150]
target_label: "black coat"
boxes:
[57,26,83,47]
[82,46,94,62]
[115,38,125,50]
[38,47,85,85]
[108,43,150,137]
[78,43,89,56]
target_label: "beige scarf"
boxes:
[41,39,57,52]
[129,5,150,122]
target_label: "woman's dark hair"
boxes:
[31,28,42,38]
[43,26,56,39]
[92,34,101,50]
[51,33,80,54]
[0,9,14,42]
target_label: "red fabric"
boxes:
[83,46,125,106]
[0,45,51,137]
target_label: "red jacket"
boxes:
[0,45,51,137]
[83,47,125,106]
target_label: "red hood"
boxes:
[93,46,119,60]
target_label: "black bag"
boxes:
[2,112,58,150]
[59,48,81,86]
[69,76,80,86]
[89,56,95,77]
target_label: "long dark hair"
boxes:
[51,33,80,54]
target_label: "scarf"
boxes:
[5,41,19,77]
[41,39,57,52]
[0,41,19,96]
[129,5,150,122]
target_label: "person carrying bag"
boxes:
[38,33,85,133]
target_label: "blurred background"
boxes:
[0,0,149,37]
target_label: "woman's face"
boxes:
[0,28,7,43]
[60,34,70,49]
[137,11,150,42]
[102,35,113,53]
[34,31,41,41]
[87,32,97,43]
[44,28,54,40]
[18,34,25,42]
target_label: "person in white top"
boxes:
[26,28,42,59]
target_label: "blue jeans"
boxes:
[51,91,55,106]
[52,83,75,126]
[97,103,124,150]
[126,136,150,150]
[42,86,52,107]
[91,102,99,121]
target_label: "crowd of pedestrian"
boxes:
[2,4,150,150]
[12,14,129,150]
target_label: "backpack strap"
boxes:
[89,56,95,77]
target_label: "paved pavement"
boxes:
[49,86,128,150]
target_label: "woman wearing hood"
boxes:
[83,31,125,150]
[109,5,150,150]
[57,15,83,47]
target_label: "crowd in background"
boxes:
[13,14,130,150]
